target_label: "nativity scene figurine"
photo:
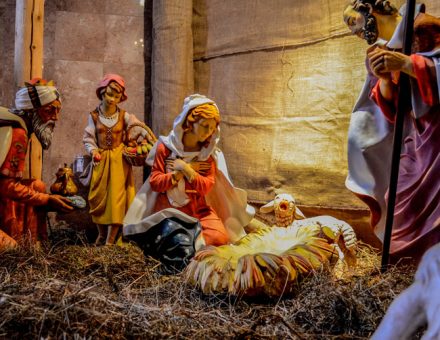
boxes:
[344,0,440,264]
[123,94,255,271]
[82,74,157,246]
[0,79,74,249]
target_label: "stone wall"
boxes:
[42,0,146,188]
[0,0,16,108]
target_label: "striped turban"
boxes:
[15,78,60,110]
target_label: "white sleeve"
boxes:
[83,114,99,155]
[124,111,131,126]
[124,111,143,127]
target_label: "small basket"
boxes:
[123,123,156,167]
[123,146,148,166]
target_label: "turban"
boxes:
[96,74,128,102]
[15,78,60,110]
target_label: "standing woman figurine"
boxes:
[83,74,156,245]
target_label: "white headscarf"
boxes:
[147,94,219,164]
[15,84,60,110]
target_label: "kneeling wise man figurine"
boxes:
[0,78,74,248]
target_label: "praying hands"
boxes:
[166,158,211,184]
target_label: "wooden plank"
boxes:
[15,0,44,180]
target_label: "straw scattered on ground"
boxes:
[0,230,416,339]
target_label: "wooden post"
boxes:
[14,0,45,180]
[143,0,153,182]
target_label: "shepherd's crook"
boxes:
[381,0,416,271]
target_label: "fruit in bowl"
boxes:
[124,139,154,166]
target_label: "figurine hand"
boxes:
[367,47,414,79]
[48,194,74,213]
[179,160,197,182]
[172,158,188,171]
[128,125,157,144]
[190,161,211,176]
[367,46,392,81]
[165,158,183,172]
[172,171,184,184]
[165,159,175,173]
[166,159,196,182]
[141,125,157,144]
[92,150,102,165]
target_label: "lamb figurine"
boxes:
[260,193,306,227]
[260,193,357,263]
[372,243,440,340]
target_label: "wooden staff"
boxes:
[15,0,45,180]
[381,0,416,271]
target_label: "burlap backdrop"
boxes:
[152,0,440,208]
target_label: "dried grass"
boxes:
[0,231,415,339]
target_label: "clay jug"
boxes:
[50,164,78,196]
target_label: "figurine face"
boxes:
[102,83,122,108]
[32,99,61,150]
[344,6,367,38]
[343,5,378,44]
[37,99,61,123]
[274,195,295,227]
[192,118,217,143]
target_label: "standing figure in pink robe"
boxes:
[344,0,440,263]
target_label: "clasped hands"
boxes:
[367,45,414,81]
[165,158,211,183]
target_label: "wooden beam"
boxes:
[143,0,153,181]
[14,0,45,180]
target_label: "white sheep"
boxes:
[260,193,305,227]
[372,243,440,340]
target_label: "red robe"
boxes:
[149,142,229,246]
[0,126,50,245]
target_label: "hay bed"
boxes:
[0,231,416,339]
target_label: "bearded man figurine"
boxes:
[0,78,73,249]
[343,0,440,263]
